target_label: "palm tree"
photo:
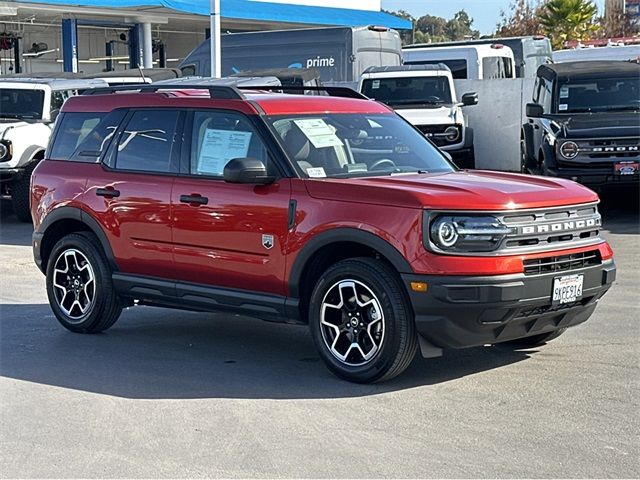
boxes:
[539,0,598,49]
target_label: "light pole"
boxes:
[210,0,221,77]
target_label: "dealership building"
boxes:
[0,0,410,75]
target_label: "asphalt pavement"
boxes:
[1,189,638,478]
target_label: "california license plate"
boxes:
[552,274,584,304]
[614,161,640,175]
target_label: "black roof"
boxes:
[363,64,450,74]
[538,60,640,81]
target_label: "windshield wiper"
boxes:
[0,114,24,119]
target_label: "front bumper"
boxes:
[402,259,616,349]
[0,168,23,184]
[548,165,640,187]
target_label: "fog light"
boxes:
[410,282,428,292]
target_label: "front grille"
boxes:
[415,124,459,146]
[562,137,640,160]
[523,250,601,276]
[499,203,602,253]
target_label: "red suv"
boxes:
[31,84,616,383]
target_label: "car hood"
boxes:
[0,120,32,138]
[552,112,640,139]
[394,105,457,125]
[304,170,598,211]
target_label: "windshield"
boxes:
[361,76,453,108]
[268,113,454,179]
[0,89,45,120]
[556,77,640,113]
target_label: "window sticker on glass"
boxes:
[293,118,343,149]
[197,129,252,175]
[306,167,326,178]
[559,104,568,111]
[372,80,380,89]
[559,86,569,98]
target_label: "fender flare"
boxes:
[37,206,118,272]
[540,142,558,170]
[463,126,474,150]
[288,227,413,298]
[521,124,535,160]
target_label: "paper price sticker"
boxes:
[293,118,343,149]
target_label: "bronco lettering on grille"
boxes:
[520,218,601,235]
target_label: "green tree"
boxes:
[495,0,545,37]
[445,10,480,40]
[539,0,599,48]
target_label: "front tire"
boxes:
[46,232,123,333]
[309,258,418,383]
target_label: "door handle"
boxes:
[96,187,120,198]
[180,194,208,205]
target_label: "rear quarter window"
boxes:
[49,111,126,162]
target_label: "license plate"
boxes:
[614,161,640,175]
[552,274,584,304]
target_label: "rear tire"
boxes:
[11,161,38,223]
[308,257,418,383]
[507,328,566,348]
[46,232,123,333]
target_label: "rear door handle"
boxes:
[96,187,120,198]
[180,194,208,205]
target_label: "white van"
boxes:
[402,44,516,80]
[553,45,640,62]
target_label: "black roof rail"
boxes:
[236,85,368,100]
[83,84,245,100]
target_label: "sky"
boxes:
[381,0,606,35]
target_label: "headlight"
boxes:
[427,214,512,253]
[444,125,460,142]
[0,141,9,161]
[560,141,579,159]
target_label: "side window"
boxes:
[115,110,180,173]
[189,110,270,177]
[541,78,553,113]
[49,112,106,160]
[70,109,127,162]
[533,77,541,102]
[50,90,67,112]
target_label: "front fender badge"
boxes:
[262,234,274,250]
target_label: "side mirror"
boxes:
[223,157,275,185]
[526,103,544,118]
[461,92,478,106]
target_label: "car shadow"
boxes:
[0,201,33,247]
[599,186,639,235]
[0,303,535,400]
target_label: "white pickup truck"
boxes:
[359,64,478,168]
[0,78,106,221]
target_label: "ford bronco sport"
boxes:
[522,61,640,186]
[31,83,616,383]
[0,77,106,221]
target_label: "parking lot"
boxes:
[0,189,638,478]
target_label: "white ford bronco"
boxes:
[359,64,478,169]
[0,77,106,221]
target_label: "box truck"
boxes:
[178,25,402,83]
